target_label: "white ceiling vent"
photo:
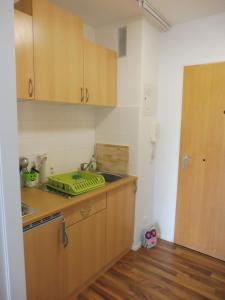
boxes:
[118,27,127,58]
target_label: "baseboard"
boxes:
[131,241,142,251]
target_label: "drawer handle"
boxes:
[80,206,92,218]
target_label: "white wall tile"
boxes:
[17,102,96,177]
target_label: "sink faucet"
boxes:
[80,155,97,172]
[80,161,92,171]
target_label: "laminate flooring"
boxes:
[77,239,225,300]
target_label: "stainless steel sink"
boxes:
[21,202,37,217]
[97,172,126,183]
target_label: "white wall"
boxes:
[0,1,26,299]
[154,12,225,241]
[136,20,160,243]
[84,24,96,42]
[18,102,96,178]
[95,19,161,248]
[95,20,143,180]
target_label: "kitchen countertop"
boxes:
[22,175,137,226]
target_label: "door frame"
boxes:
[0,1,26,299]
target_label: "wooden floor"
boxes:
[77,240,225,300]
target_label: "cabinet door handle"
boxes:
[61,219,68,248]
[28,78,33,97]
[85,88,89,103]
[182,154,189,170]
[81,87,84,103]
[80,206,92,218]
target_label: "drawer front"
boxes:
[64,193,106,227]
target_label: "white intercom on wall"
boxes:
[149,120,160,162]
[143,84,157,116]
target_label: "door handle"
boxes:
[28,78,33,97]
[85,88,89,103]
[61,219,68,248]
[81,87,84,103]
[182,154,189,170]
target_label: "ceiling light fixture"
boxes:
[138,0,171,30]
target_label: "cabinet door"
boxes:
[64,210,106,298]
[32,0,84,103]
[23,217,64,300]
[106,182,135,264]
[84,40,117,107]
[14,9,34,100]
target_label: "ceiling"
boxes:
[52,0,225,28]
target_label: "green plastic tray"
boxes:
[47,171,105,196]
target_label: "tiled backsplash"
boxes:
[17,101,95,178]
[95,106,139,176]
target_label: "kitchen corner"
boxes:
[21,174,137,227]
[20,140,137,299]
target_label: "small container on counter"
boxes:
[23,171,39,187]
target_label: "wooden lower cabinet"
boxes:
[23,215,64,300]
[106,182,136,264]
[63,210,106,298]
[23,180,136,299]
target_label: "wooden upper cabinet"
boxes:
[84,40,117,107]
[14,0,117,106]
[14,9,34,100]
[32,0,84,103]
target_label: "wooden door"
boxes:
[23,216,64,300]
[14,9,34,100]
[175,62,225,261]
[84,40,117,107]
[64,210,106,298]
[32,0,84,103]
[106,182,135,264]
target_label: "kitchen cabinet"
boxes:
[84,40,117,107]
[22,178,136,299]
[32,0,84,103]
[64,210,106,298]
[106,182,136,264]
[14,0,117,107]
[14,9,34,100]
[23,213,64,300]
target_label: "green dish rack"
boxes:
[47,171,105,196]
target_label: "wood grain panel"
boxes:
[64,210,106,299]
[203,62,225,260]
[78,240,225,300]
[175,62,225,261]
[96,143,129,175]
[63,193,106,227]
[32,0,84,103]
[175,64,213,253]
[84,40,117,107]
[14,0,32,16]
[106,182,135,264]
[14,9,34,100]
[23,217,63,300]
